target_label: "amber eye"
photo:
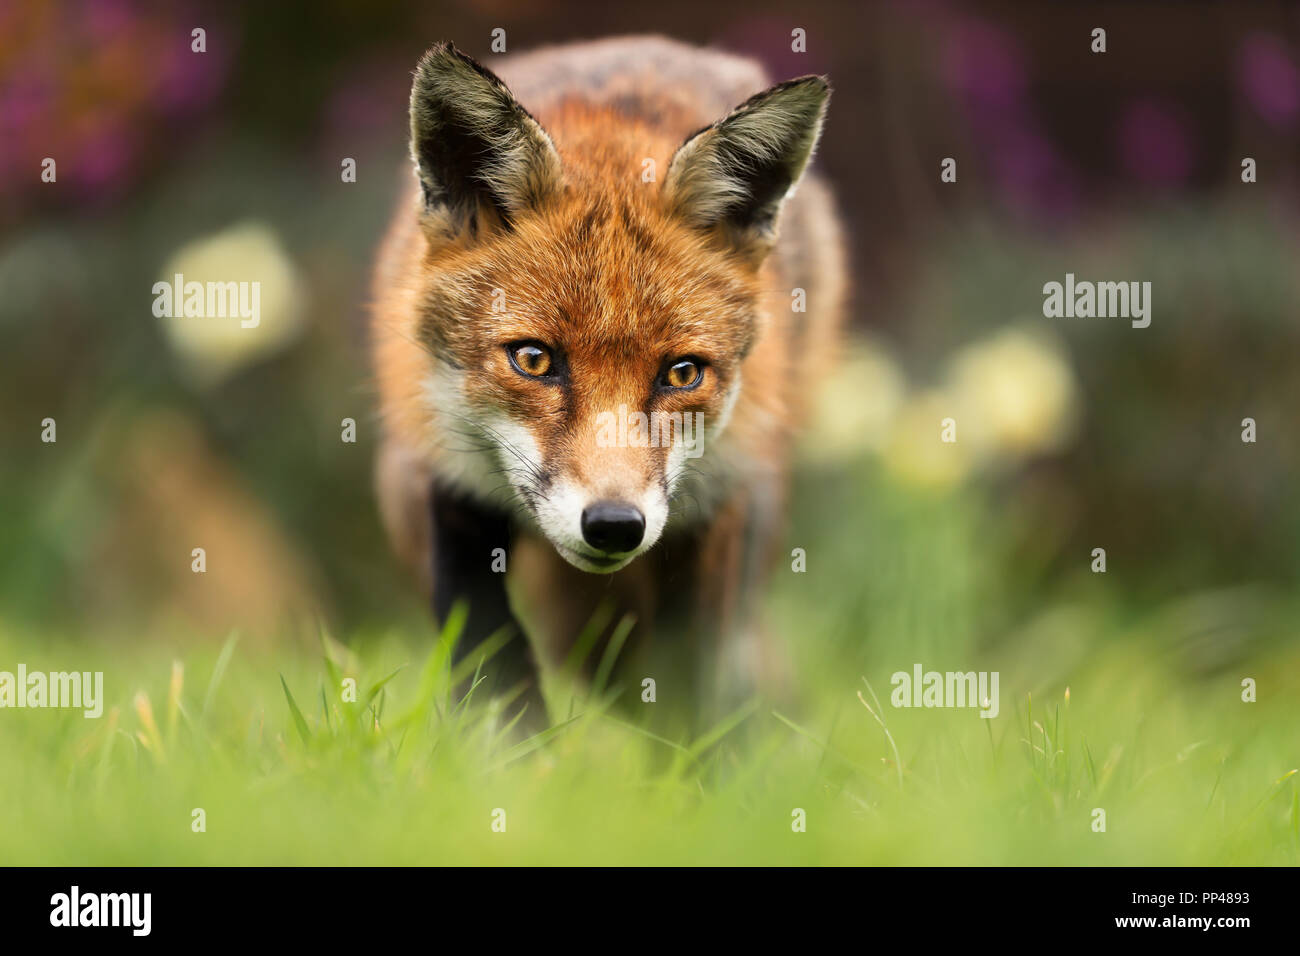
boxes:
[508,342,553,378]
[663,358,703,389]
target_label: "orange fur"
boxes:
[370,37,847,712]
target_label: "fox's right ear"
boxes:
[409,42,561,237]
[664,75,829,260]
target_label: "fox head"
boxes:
[406,42,828,573]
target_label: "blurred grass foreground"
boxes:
[0,581,1296,865]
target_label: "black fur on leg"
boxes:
[429,483,547,729]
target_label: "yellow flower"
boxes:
[156,222,305,386]
[802,337,906,464]
[882,389,974,489]
[944,326,1079,464]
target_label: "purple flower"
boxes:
[942,18,1026,117]
[75,120,134,198]
[0,60,52,139]
[991,123,1079,221]
[80,0,133,42]
[1117,98,1194,188]
[1236,32,1299,129]
[156,31,229,113]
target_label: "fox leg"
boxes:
[692,485,794,716]
[509,533,656,683]
[428,483,547,727]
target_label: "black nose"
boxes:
[580,502,645,554]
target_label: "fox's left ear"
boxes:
[663,75,829,258]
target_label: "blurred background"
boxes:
[1,0,1298,685]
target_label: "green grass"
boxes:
[1,461,1296,866]
[0,610,1295,865]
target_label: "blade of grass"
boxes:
[859,677,904,789]
[165,660,183,746]
[687,697,759,761]
[590,613,636,699]
[361,665,407,713]
[561,600,615,677]
[280,675,312,744]
[774,708,873,778]
[483,715,581,772]
[201,632,240,721]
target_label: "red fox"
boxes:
[370,36,846,725]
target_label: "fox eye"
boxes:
[507,342,553,378]
[663,358,703,389]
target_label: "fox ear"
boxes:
[664,76,829,258]
[409,42,562,236]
